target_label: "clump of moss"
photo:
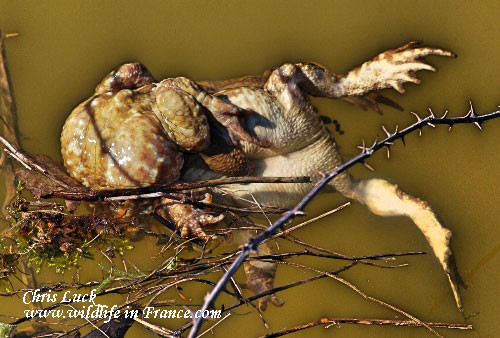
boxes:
[0,189,135,278]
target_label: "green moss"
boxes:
[0,188,134,277]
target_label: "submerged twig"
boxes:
[0,136,74,190]
[188,104,500,337]
[283,261,442,337]
[0,29,49,332]
[262,317,472,338]
[0,29,20,149]
[0,29,21,212]
[49,176,311,201]
[173,262,359,336]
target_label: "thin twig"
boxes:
[196,313,231,338]
[0,29,21,212]
[252,249,425,262]
[66,304,110,338]
[0,136,73,190]
[262,317,472,338]
[0,29,20,149]
[133,317,174,336]
[53,176,310,200]
[282,261,442,337]
[173,262,359,336]
[187,104,500,337]
[0,138,311,201]
[155,193,289,214]
[273,202,350,236]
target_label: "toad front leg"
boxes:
[155,194,225,240]
[334,40,456,95]
[266,41,455,113]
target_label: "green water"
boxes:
[0,1,499,337]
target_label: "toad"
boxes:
[61,41,462,310]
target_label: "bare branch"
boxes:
[262,317,472,338]
[0,29,21,212]
[0,137,311,201]
[0,29,20,149]
[0,136,74,190]
[53,176,310,200]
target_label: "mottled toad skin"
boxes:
[61,64,209,189]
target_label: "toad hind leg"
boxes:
[350,178,465,311]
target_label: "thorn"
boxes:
[448,125,453,132]
[418,128,422,136]
[294,210,306,216]
[386,146,390,159]
[362,161,375,171]
[427,122,436,128]
[394,125,399,135]
[381,125,391,138]
[370,136,378,150]
[356,139,367,153]
[411,111,422,122]
[5,33,19,39]
[401,135,406,146]
[317,170,327,178]
[428,108,435,118]
[465,101,476,118]
[473,122,483,130]
[441,110,448,119]
[469,100,476,117]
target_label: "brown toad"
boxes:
[61,41,462,310]
[61,63,260,188]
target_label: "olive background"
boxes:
[0,1,499,337]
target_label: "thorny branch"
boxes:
[187,103,500,337]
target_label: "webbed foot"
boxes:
[155,194,225,240]
[242,260,285,311]
[342,91,403,114]
[355,40,456,94]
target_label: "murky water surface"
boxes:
[0,1,499,337]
